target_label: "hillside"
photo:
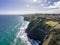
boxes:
[23,14,60,45]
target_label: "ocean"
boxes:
[0,15,39,45]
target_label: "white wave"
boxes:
[29,39,40,45]
[19,21,32,45]
[13,20,40,45]
[13,21,31,45]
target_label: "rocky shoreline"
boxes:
[23,14,60,45]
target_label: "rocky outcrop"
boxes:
[23,14,60,45]
[25,17,53,45]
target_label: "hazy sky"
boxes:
[0,0,60,14]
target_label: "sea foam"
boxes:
[13,16,39,45]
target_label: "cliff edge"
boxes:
[23,14,60,45]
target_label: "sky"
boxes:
[0,0,60,14]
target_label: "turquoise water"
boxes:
[0,15,28,45]
[0,15,40,45]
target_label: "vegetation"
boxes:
[45,21,59,27]
[25,14,60,45]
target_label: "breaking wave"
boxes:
[13,17,40,45]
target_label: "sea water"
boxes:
[0,15,39,45]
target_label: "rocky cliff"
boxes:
[23,15,60,45]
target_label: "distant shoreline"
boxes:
[22,14,60,21]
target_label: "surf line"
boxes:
[13,21,31,45]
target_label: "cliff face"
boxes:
[23,14,60,45]
[25,17,53,44]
